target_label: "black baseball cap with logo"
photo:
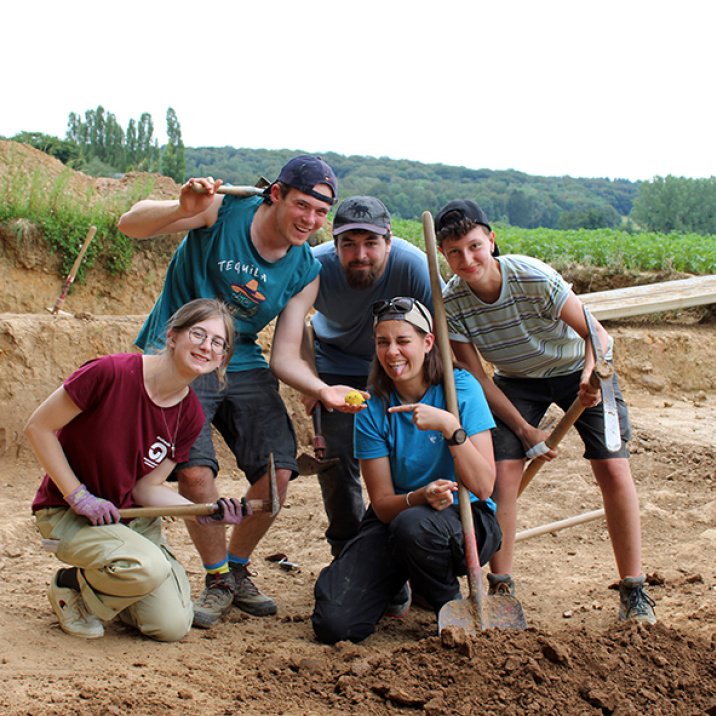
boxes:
[274,155,338,205]
[434,200,499,256]
[333,195,391,236]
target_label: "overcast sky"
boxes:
[3,1,713,182]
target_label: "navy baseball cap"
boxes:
[333,196,391,236]
[434,200,499,255]
[275,155,338,205]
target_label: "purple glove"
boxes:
[64,484,121,526]
[196,497,248,525]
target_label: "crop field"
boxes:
[393,218,716,276]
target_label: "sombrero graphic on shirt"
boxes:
[231,279,266,319]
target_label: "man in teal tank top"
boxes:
[119,156,367,629]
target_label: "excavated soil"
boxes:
[0,141,714,715]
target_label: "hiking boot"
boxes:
[193,572,236,629]
[230,563,277,616]
[619,575,656,625]
[487,572,516,596]
[385,582,412,619]
[47,572,104,639]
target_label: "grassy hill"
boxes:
[184,147,638,229]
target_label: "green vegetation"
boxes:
[64,105,185,180]
[631,175,716,235]
[0,151,152,281]
[185,147,638,230]
[390,218,716,276]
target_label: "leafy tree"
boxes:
[161,107,185,183]
[9,132,80,165]
[630,175,716,235]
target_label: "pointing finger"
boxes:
[388,403,416,413]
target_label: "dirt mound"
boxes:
[1,141,715,716]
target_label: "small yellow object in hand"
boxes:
[345,391,365,406]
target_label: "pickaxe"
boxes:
[517,306,621,498]
[118,454,280,520]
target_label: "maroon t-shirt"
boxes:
[32,353,204,512]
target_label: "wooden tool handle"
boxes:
[190,183,266,197]
[118,499,268,519]
[51,225,97,315]
[423,211,484,613]
[515,508,605,543]
[517,369,605,498]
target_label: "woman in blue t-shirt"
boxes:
[311,298,501,644]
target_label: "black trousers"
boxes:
[311,503,502,644]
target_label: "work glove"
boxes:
[64,484,121,526]
[196,497,251,525]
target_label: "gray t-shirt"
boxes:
[311,237,435,375]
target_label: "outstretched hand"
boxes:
[64,484,120,526]
[317,385,371,413]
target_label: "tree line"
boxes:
[4,123,714,235]
[183,147,638,231]
[8,106,186,183]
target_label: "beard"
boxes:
[344,261,382,290]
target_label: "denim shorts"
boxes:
[491,368,631,462]
[177,367,298,483]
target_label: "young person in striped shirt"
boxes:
[435,200,655,625]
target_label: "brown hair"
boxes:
[436,216,490,246]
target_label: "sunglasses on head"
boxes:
[371,297,432,328]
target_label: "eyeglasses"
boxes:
[372,297,432,328]
[187,327,228,355]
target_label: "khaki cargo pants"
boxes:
[36,508,193,642]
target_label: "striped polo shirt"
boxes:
[444,255,600,379]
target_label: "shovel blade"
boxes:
[297,453,340,476]
[438,595,528,635]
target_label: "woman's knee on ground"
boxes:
[311,601,374,645]
[140,609,192,642]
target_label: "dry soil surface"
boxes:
[0,142,714,715]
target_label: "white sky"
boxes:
[3,1,714,182]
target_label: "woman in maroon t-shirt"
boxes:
[25,298,242,642]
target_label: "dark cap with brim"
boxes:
[275,155,338,205]
[333,196,391,236]
[434,200,499,256]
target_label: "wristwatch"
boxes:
[446,427,467,446]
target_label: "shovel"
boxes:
[297,404,340,476]
[422,212,527,635]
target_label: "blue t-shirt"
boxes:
[354,369,497,512]
[311,237,435,376]
[136,195,321,372]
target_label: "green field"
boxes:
[392,218,716,276]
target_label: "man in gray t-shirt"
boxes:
[309,196,435,557]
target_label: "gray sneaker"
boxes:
[487,572,516,596]
[193,572,236,629]
[47,572,104,639]
[230,563,277,616]
[385,582,412,618]
[619,575,656,624]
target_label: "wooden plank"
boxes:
[579,275,716,320]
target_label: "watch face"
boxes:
[449,428,467,445]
